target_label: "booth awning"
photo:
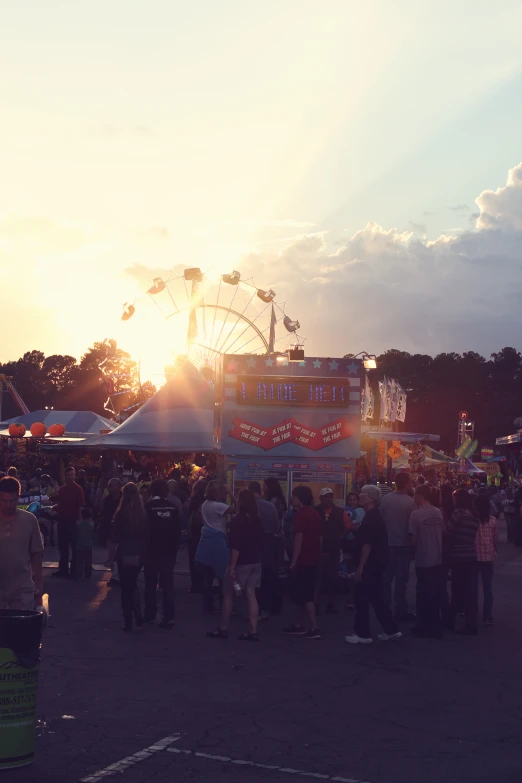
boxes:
[496,431,522,446]
[364,430,440,443]
[458,458,485,475]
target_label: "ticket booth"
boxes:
[216,354,362,507]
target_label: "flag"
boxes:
[380,378,391,422]
[456,436,472,458]
[381,376,394,422]
[363,372,373,421]
[389,378,398,422]
[396,384,407,423]
[268,304,276,353]
[462,439,478,460]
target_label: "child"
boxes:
[76,507,94,580]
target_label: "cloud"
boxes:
[449,204,469,211]
[121,155,522,359]
[229,162,522,358]
[117,161,522,362]
[476,163,522,230]
[408,221,428,236]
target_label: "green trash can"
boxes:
[0,610,42,770]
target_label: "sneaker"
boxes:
[259,610,271,621]
[484,617,494,627]
[377,631,403,641]
[282,624,307,635]
[304,628,321,640]
[345,602,355,610]
[345,633,372,644]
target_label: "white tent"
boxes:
[56,361,215,453]
[0,409,116,438]
[392,447,452,470]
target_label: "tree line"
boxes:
[0,344,155,421]
[1,344,520,454]
[372,347,522,453]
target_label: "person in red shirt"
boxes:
[283,485,322,640]
[53,467,85,578]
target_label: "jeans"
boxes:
[315,553,340,606]
[75,549,93,579]
[354,571,398,638]
[448,561,478,631]
[119,563,142,627]
[188,535,204,592]
[257,563,282,615]
[478,561,494,620]
[144,555,176,623]
[57,518,77,575]
[505,514,515,543]
[201,564,222,613]
[439,566,450,622]
[415,565,442,636]
[284,533,293,562]
[382,547,412,618]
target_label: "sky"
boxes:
[2,0,522,373]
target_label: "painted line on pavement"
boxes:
[166,744,369,782]
[78,735,180,782]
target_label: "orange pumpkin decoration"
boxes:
[48,423,66,437]
[8,422,26,438]
[30,422,47,438]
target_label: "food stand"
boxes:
[215,354,362,505]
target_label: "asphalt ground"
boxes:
[6,524,522,783]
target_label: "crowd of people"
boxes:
[0,462,516,643]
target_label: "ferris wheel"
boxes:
[118,266,305,388]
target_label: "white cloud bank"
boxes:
[233,162,522,358]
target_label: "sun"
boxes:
[119,308,191,387]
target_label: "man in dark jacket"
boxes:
[143,478,181,629]
[314,488,353,613]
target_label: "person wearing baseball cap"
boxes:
[314,488,354,614]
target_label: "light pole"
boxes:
[457,410,474,451]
